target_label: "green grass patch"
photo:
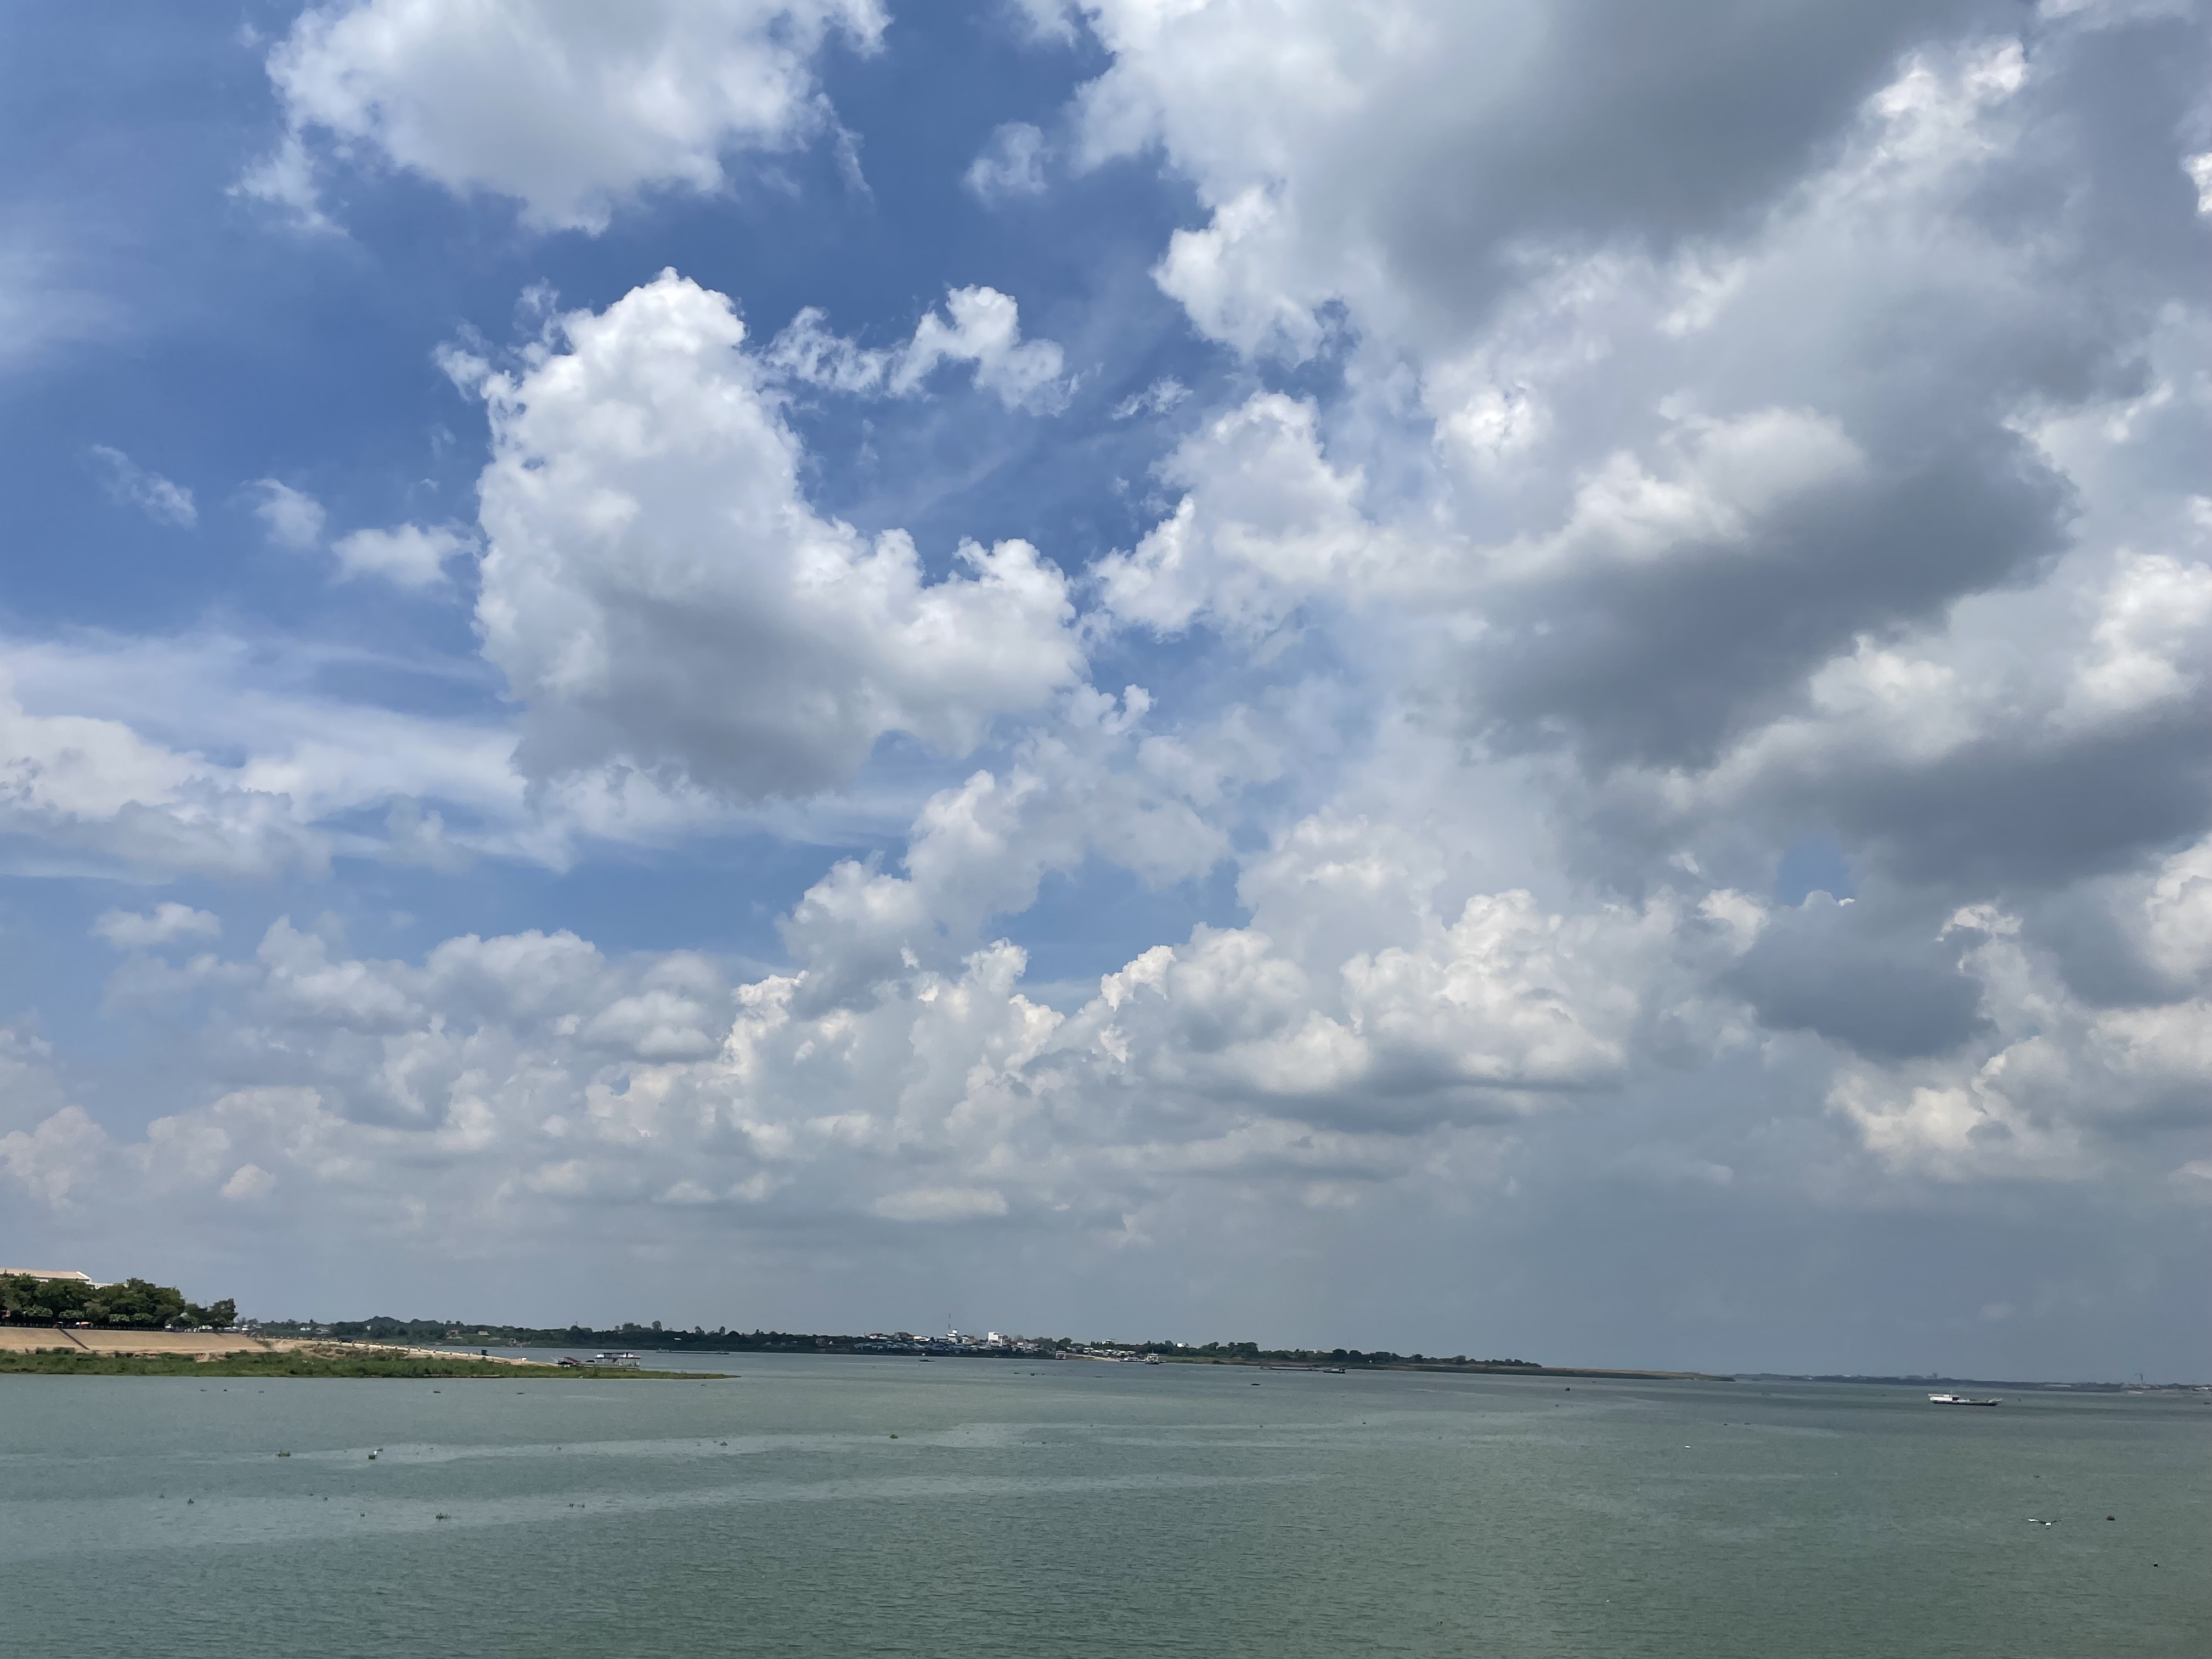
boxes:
[0,1350,717,1379]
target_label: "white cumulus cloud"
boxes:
[330,523,475,589]
[250,0,887,232]
[463,270,1085,801]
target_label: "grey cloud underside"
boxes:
[1465,32,2205,775]
[1822,703,2212,891]
[1466,440,2072,770]
[1366,0,2006,327]
[515,586,904,798]
[1725,893,1989,1060]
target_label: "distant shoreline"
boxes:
[0,1331,717,1379]
[7,1322,2195,1391]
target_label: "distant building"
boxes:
[0,1268,94,1283]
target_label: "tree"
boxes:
[3,1272,221,1328]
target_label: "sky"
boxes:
[1,0,2208,1379]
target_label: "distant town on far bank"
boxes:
[256,1314,1594,1373]
[0,1268,1696,1378]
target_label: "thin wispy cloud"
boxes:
[87,445,194,527]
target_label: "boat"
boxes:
[1928,1392,2000,1406]
[586,1351,641,1369]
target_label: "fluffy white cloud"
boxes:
[1062,887,1660,1122]
[766,285,1069,410]
[250,478,477,591]
[776,685,1267,1003]
[894,286,1068,409]
[463,271,1085,800]
[250,479,327,550]
[253,0,887,232]
[330,522,474,589]
[1096,391,1402,635]
[2062,551,2212,724]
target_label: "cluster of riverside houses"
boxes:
[854,1329,1044,1356]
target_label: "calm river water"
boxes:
[2,1354,2204,1656]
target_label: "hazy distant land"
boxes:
[6,1277,2200,1389]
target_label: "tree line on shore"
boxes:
[0,1274,235,1330]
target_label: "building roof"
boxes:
[0,1268,94,1282]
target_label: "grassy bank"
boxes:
[0,1349,719,1380]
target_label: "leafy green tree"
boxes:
[2,1272,219,1328]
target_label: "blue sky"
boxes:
[2,1,2209,1378]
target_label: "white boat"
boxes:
[586,1351,642,1369]
[1928,1392,2000,1406]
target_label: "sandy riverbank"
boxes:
[0,1328,539,1365]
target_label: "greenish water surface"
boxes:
[1,1355,2203,1657]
